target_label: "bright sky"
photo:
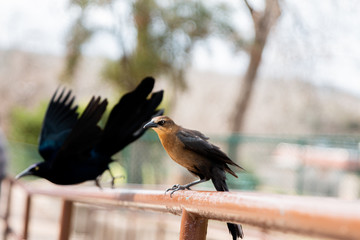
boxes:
[1,0,360,96]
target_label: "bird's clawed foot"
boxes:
[165,184,191,197]
[95,173,125,189]
[109,175,125,189]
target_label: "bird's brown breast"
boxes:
[157,131,203,172]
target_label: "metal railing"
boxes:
[1,177,360,240]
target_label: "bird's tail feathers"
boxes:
[211,168,243,239]
[224,165,238,178]
[211,174,229,192]
[211,167,230,192]
[221,157,244,177]
[227,223,244,240]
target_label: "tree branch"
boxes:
[243,0,254,15]
[243,0,257,23]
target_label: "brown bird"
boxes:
[144,116,244,240]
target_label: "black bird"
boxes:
[16,77,163,186]
[144,116,244,240]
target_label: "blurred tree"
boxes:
[61,9,93,82]
[61,0,239,92]
[227,0,280,162]
[231,0,281,133]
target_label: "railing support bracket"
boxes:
[179,208,208,240]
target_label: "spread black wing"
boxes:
[96,77,163,156]
[38,88,79,161]
[52,96,108,167]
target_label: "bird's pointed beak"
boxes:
[15,167,33,179]
[143,120,157,129]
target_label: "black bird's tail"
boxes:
[96,77,163,156]
[211,168,244,240]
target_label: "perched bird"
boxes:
[16,77,163,186]
[144,116,244,240]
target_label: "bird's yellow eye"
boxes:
[34,166,40,171]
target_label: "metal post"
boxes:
[22,194,32,239]
[179,208,208,240]
[58,200,73,240]
[2,179,13,240]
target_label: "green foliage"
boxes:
[8,141,41,177]
[10,103,47,145]
[64,0,240,92]
[8,103,47,175]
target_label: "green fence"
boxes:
[7,133,360,198]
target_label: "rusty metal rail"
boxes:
[1,177,360,240]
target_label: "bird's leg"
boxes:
[166,178,208,197]
[95,175,103,190]
[107,169,125,189]
[108,169,116,189]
